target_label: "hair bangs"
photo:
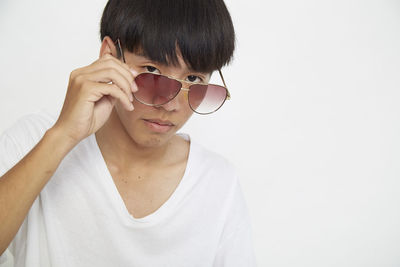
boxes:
[100,0,235,73]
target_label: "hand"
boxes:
[52,53,138,146]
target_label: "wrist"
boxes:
[45,126,79,155]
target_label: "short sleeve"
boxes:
[0,132,23,177]
[0,249,14,266]
[213,178,258,267]
[0,109,56,178]
[0,132,22,266]
[0,110,55,266]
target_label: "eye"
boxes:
[145,66,160,74]
[187,75,203,83]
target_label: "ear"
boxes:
[99,36,118,58]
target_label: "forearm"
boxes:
[0,127,76,255]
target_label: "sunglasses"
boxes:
[115,39,230,115]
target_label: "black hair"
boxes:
[100,0,235,73]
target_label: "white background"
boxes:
[1,0,400,266]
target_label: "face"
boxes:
[113,50,211,148]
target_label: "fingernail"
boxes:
[131,82,138,92]
[129,103,134,111]
[129,93,133,102]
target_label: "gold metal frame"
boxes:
[115,38,230,115]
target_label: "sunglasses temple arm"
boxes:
[116,39,126,63]
[218,69,231,99]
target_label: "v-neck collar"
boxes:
[90,133,193,227]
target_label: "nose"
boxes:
[158,90,184,112]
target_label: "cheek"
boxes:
[114,99,146,125]
[178,102,194,124]
[117,96,155,114]
[176,94,194,117]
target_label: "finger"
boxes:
[100,53,132,74]
[84,68,134,102]
[85,55,137,91]
[129,68,139,92]
[99,54,137,90]
[100,55,139,93]
[87,81,134,111]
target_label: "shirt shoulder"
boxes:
[3,108,57,144]
[189,137,237,174]
[0,109,57,176]
[183,136,242,203]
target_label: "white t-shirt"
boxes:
[0,110,257,267]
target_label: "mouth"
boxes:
[143,119,175,133]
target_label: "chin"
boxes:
[130,130,177,149]
[139,135,165,147]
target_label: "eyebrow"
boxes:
[134,50,146,57]
[131,51,210,76]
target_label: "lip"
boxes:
[143,119,174,133]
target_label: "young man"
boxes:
[0,0,256,266]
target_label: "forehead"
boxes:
[126,49,211,76]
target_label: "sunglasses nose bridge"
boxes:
[167,77,189,95]
[180,87,189,98]
[177,79,189,90]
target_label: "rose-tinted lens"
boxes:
[188,84,228,114]
[134,73,181,105]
